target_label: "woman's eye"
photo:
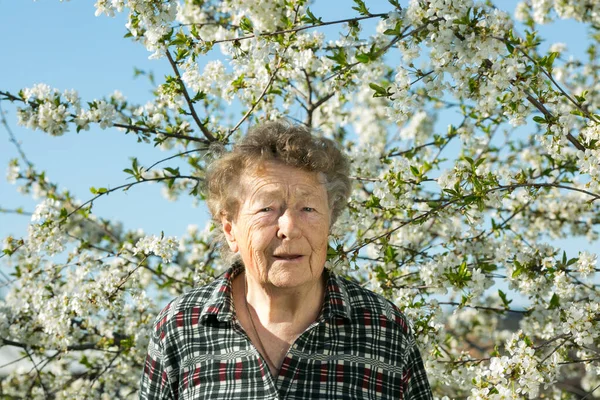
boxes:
[302,207,315,212]
[259,207,272,212]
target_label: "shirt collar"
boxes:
[199,264,353,323]
[199,263,243,323]
[320,269,353,321]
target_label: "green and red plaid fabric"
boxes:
[139,264,433,399]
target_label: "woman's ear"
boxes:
[221,215,239,253]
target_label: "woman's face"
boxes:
[222,161,331,290]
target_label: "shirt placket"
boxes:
[274,317,327,399]
[230,316,281,400]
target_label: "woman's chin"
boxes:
[266,262,323,289]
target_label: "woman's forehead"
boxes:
[241,162,327,198]
[244,161,325,184]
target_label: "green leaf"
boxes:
[498,290,512,308]
[355,53,371,63]
[410,165,420,177]
[387,0,401,9]
[512,260,523,278]
[240,16,253,34]
[164,167,180,176]
[533,116,546,124]
[79,355,93,369]
[546,51,559,70]
[369,83,390,98]
[301,7,322,25]
[548,293,560,310]
[352,0,370,16]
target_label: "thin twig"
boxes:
[227,59,284,139]
[65,175,202,220]
[0,101,33,168]
[144,147,209,172]
[24,347,50,398]
[165,50,216,142]
[0,354,30,370]
[113,123,207,143]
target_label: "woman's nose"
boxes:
[276,210,301,240]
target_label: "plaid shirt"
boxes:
[139,264,433,399]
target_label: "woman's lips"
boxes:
[273,254,304,261]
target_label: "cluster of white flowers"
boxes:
[471,331,560,399]
[27,198,66,255]
[398,111,434,145]
[222,0,299,34]
[6,161,20,184]
[133,234,178,263]
[181,60,233,102]
[95,0,177,58]
[516,0,600,26]
[74,100,117,130]
[562,301,599,346]
[15,83,126,136]
[17,84,74,136]
[576,251,597,277]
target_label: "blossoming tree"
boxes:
[1,0,600,398]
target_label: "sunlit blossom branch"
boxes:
[227,57,284,139]
[437,302,528,314]
[437,357,490,365]
[1,173,199,261]
[539,336,570,363]
[0,90,208,144]
[349,180,600,255]
[522,92,585,151]
[494,183,600,203]
[493,35,600,124]
[112,123,208,143]
[209,13,389,45]
[106,255,148,301]
[322,17,438,83]
[477,170,569,241]
[165,50,216,142]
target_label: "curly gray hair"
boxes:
[205,120,351,226]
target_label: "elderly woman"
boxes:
[139,121,432,399]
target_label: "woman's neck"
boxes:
[234,270,326,328]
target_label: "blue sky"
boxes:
[0,1,596,261]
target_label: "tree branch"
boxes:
[227,57,283,139]
[165,50,216,142]
[210,14,388,45]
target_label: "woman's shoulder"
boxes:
[150,272,230,333]
[331,272,412,335]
